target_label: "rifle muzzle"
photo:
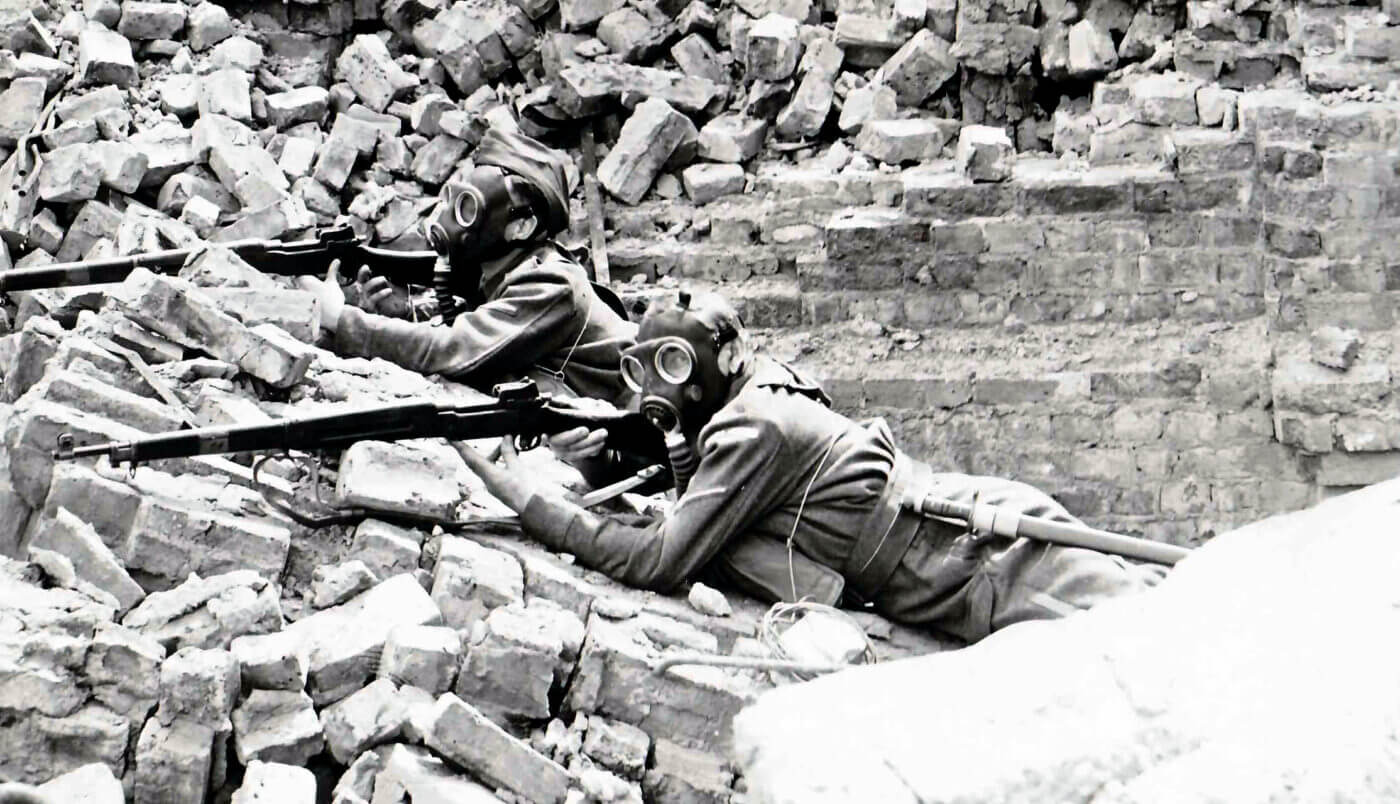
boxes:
[53,433,133,463]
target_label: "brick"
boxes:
[134,718,214,804]
[949,23,1038,74]
[320,678,407,764]
[1334,415,1398,453]
[38,143,103,203]
[431,536,524,630]
[553,61,726,117]
[160,73,199,117]
[334,441,466,521]
[335,34,416,112]
[411,133,470,185]
[350,518,424,580]
[265,86,329,129]
[584,716,651,781]
[210,36,264,72]
[882,30,955,106]
[283,574,442,706]
[696,114,767,163]
[600,98,697,205]
[642,739,734,804]
[379,624,461,695]
[232,690,324,765]
[1315,452,1400,487]
[230,630,308,691]
[121,495,289,589]
[130,124,197,190]
[156,647,240,728]
[312,138,358,191]
[1089,122,1167,166]
[425,694,573,804]
[118,1,187,39]
[456,602,583,723]
[1310,326,1361,371]
[776,70,836,139]
[1110,407,1165,441]
[1133,175,1249,213]
[186,1,233,51]
[1196,85,1239,128]
[108,269,312,388]
[746,12,802,81]
[903,171,1017,219]
[856,118,959,165]
[1089,361,1203,401]
[37,763,123,803]
[956,124,1015,183]
[1271,354,1390,415]
[671,33,725,85]
[233,761,316,804]
[682,163,746,205]
[0,77,44,149]
[1131,72,1200,125]
[30,508,143,614]
[78,27,137,87]
[837,82,897,134]
[834,15,903,67]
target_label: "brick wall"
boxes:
[603,91,1400,543]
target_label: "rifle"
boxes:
[0,225,438,293]
[53,380,669,526]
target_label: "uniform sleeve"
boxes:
[519,411,784,591]
[332,258,580,384]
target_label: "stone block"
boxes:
[552,61,725,117]
[4,400,146,508]
[600,98,698,204]
[1311,326,1361,371]
[409,93,454,136]
[642,739,734,804]
[232,689,325,765]
[776,70,835,139]
[350,518,424,580]
[15,53,70,95]
[681,163,746,204]
[859,119,959,167]
[312,560,378,609]
[157,647,240,727]
[431,537,524,631]
[455,603,580,723]
[671,33,726,84]
[38,143,103,203]
[1088,122,1167,166]
[0,76,43,149]
[78,27,137,87]
[278,137,317,181]
[209,143,289,199]
[177,246,277,290]
[371,742,506,801]
[559,0,625,30]
[38,462,139,557]
[312,139,358,192]
[320,678,407,764]
[232,761,317,804]
[597,6,666,62]
[882,29,955,107]
[838,82,897,134]
[696,114,767,163]
[334,440,468,521]
[38,763,124,803]
[1132,72,1201,126]
[122,495,291,589]
[92,141,149,194]
[336,34,415,112]
[161,74,199,117]
[584,715,651,780]
[949,23,1038,75]
[186,1,233,51]
[209,36,264,72]
[956,124,1015,182]
[379,624,461,695]
[41,118,99,150]
[1067,18,1116,77]
[411,133,470,185]
[230,630,307,692]
[283,574,443,706]
[566,613,760,751]
[204,288,319,343]
[30,507,143,614]
[266,86,329,130]
[117,1,187,40]
[834,14,903,67]
[0,704,129,785]
[108,268,312,389]
[747,13,802,81]
[123,571,283,652]
[84,624,165,727]
[134,717,215,804]
[425,694,574,804]
[1272,355,1390,416]
[1196,85,1239,129]
[130,124,197,189]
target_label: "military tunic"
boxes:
[333,243,636,404]
[519,356,1165,643]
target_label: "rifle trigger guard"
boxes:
[513,433,541,453]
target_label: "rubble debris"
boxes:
[1311,326,1363,371]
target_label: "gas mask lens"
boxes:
[454,188,483,228]
[620,354,646,394]
[654,342,694,384]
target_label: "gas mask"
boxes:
[620,292,744,492]
[424,166,539,323]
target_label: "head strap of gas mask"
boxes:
[424,166,544,322]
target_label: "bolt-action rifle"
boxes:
[0,225,438,293]
[53,380,669,526]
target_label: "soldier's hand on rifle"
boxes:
[352,266,416,319]
[547,426,608,464]
[452,437,552,513]
[295,259,347,332]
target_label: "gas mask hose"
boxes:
[431,255,462,325]
[665,429,698,495]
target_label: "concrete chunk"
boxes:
[599,98,697,205]
[697,113,768,163]
[553,61,725,117]
[746,13,802,81]
[233,761,316,804]
[955,124,1016,182]
[425,694,574,804]
[320,677,407,764]
[775,70,835,139]
[232,689,325,765]
[671,33,725,85]
[682,163,746,205]
[312,560,378,609]
[92,141,150,194]
[78,27,137,87]
[379,624,461,695]
[108,268,313,388]
[856,117,958,164]
[283,574,443,706]
[117,1,188,40]
[157,647,240,727]
[135,717,215,804]
[30,507,143,614]
[336,34,416,112]
[266,86,329,129]
[198,69,253,122]
[411,133,470,185]
[431,537,524,631]
[882,30,955,107]
[38,143,104,203]
[456,602,581,723]
[584,716,650,781]
[186,1,233,51]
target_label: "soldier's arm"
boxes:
[517,411,786,591]
[332,257,580,382]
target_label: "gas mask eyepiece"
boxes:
[620,340,696,395]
